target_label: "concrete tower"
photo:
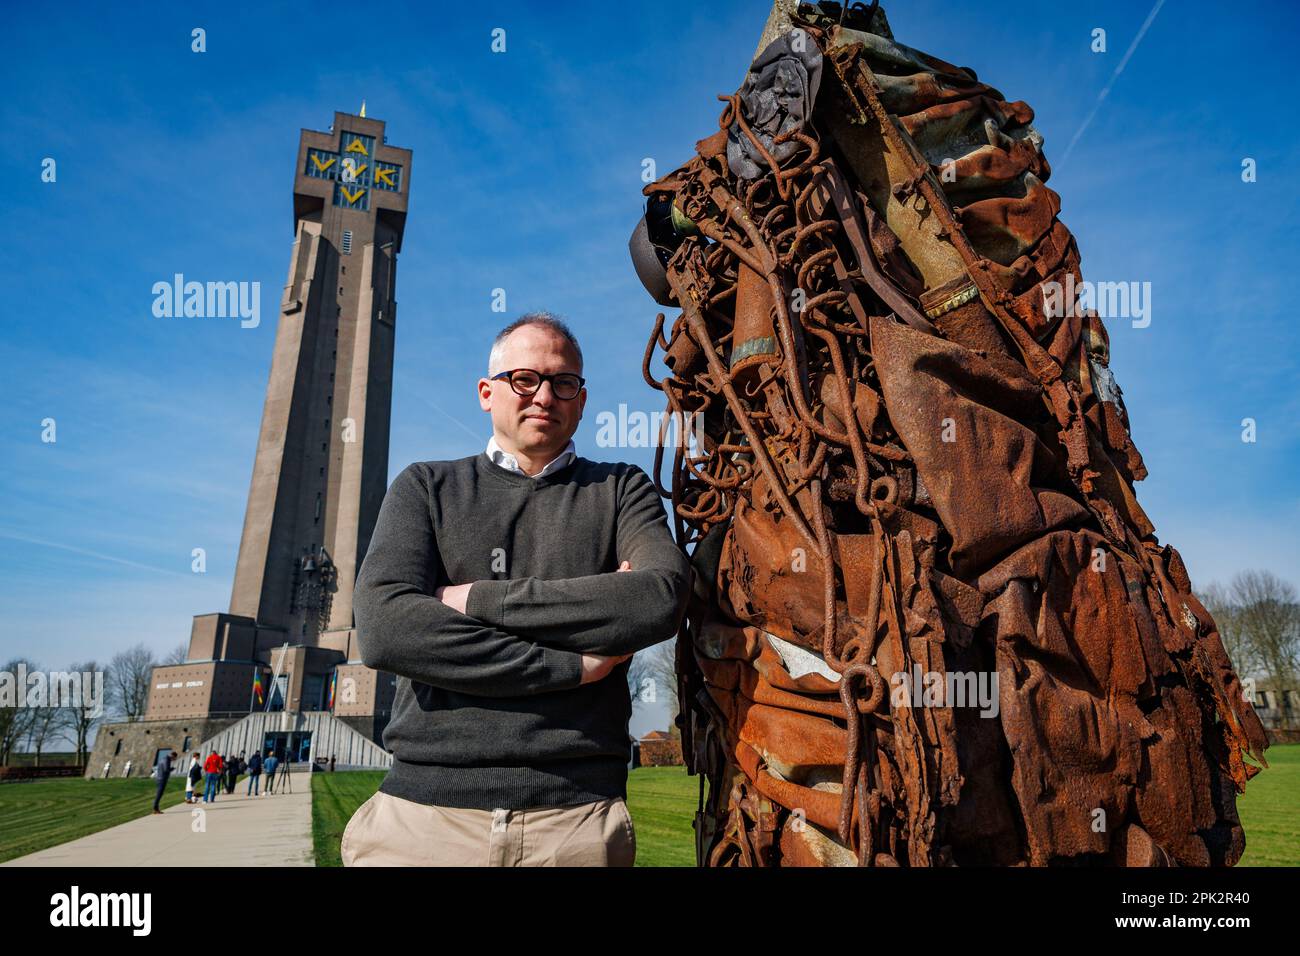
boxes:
[230,110,410,654]
[141,110,410,734]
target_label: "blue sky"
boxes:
[2,1,1297,738]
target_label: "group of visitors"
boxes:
[184,749,287,803]
[149,748,343,814]
[142,748,290,812]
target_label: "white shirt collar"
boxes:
[486,434,576,479]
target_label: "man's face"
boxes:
[478,324,586,459]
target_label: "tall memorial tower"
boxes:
[139,108,411,741]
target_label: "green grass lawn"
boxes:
[1237,742,1299,866]
[623,765,703,867]
[4,747,1294,866]
[303,745,1300,867]
[311,764,704,867]
[0,775,192,863]
[312,770,385,867]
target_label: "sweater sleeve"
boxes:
[463,465,692,657]
[354,463,585,697]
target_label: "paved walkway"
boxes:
[3,777,315,867]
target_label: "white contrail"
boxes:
[401,382,485,444]
[0,528,193,578]
[1060,0,1166,166]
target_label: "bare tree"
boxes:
[1232,571,1300,728]
[1202,572,1300,729]
[161,643,189,665]
[107,644,157,720]
[59,660,106,768]
[627,650,650,700]
[628,638,681,736]
[26,702,62,767]
[1201,582,1263,678]
[0,657,39,766]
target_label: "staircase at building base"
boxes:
[196,711,392,769]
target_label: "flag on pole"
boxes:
[252,671,264,707]
[327,669,337,711]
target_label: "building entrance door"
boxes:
[262,731,312,764]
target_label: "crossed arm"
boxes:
[353,463,691,698]
[456,467,692,658]
[434,559,632,634]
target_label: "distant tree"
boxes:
[0,657,39,766]
[26,701,62,767]
[59,659,106,768]
[1201,571,1300,728]
[1202,583,1262,678]
[627,649,650,701]
[628,638,681,737]
[1233,571,1300,728]
[107,644,157,720]
[161,643,189,666]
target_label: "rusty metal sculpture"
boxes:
[629,1,1268,867]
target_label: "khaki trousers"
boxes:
[341,789,636,867]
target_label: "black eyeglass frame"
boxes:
[489,368,586,400]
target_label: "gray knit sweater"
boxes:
[353,451,691,810]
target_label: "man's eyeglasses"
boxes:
[490,368,585,400]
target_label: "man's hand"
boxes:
[433,582,473,614]
[579,650,633,684]
[439,562,636,684]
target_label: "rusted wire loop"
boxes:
[719,93,797,201]
[840,661,886,714]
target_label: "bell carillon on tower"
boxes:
[137,107,412,743]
